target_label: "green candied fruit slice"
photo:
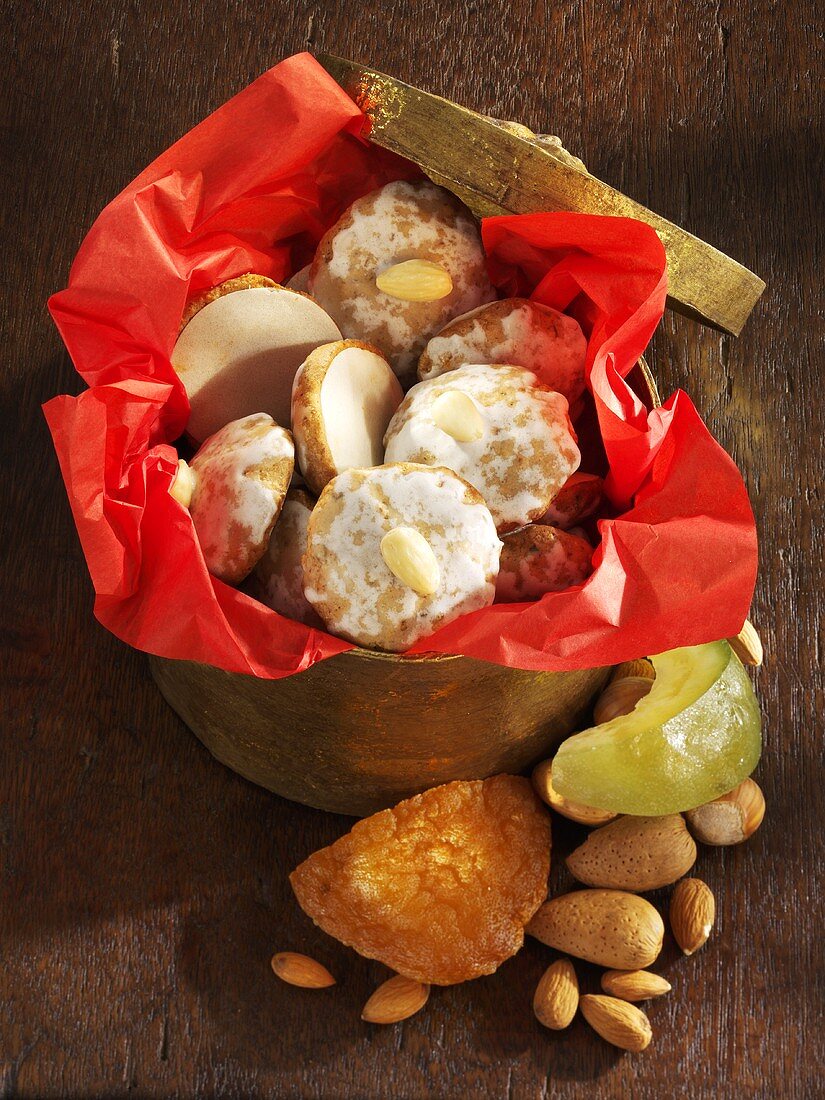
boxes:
[552,641,762,816]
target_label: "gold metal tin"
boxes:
[151,363,658,816]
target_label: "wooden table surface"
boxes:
[2,1,822,1096]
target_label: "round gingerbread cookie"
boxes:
[286,265,311,294]
[303,463,501,652]
[251,488,321,626]
[496,524,593,601]
[172,277,341,443]
[307,180,496,383]
[291,340,404,495]
[417,297,587,404]
[538,472,604,528]
[383,363,580,531]
[188,413,294,584]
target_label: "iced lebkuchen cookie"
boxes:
[251,488,321,626]
[496,525,593,601]
[538,472,604,528]
[303,463,501,652]
[172,276,341,442]
[383,364,580,531]
[188,413,294,584]
[291,340,403,495]
[418,298,587,405]
[307,180,496,383]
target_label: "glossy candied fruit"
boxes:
[289,775,552,985]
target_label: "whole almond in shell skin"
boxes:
[601,969,671,1002]
[580,994,652,1052]
[527,890,664,970]
[533,957,579,1030]
[361,974,430,1023]
[670,877,716,955]
[566,814,697,891]
[270,952,336,989]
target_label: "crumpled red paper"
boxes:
[44,52,757,677]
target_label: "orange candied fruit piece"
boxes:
[289,775,551,986]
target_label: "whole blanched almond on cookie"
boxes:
[291,340,403,495]
[496,525,593,601]
[302,463,502,652]
[250,488,321,626]
[417,298,587,406]
[172,275,341,443]
[188,413,294,584]
[383,364,580,532]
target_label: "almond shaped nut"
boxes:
[727,618,763,666]
[580,994,652,1052]
[609,659,655,684]
[170,458,197,508]
[601,969,671,1002]
[593,676,653,725]
[670,877,716,955]
[527,890,664,970]
[376,259,453,302]
[566,814,697,892]
[533,958,579,1030]
[271,952,336,989]
[361,974,430,1024]
[380,527,441,595]
[531,759,618,827]
[684,778,765,846]
[431,390,485,442]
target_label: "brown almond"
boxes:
[527,889,664,970]
[593,676,653,724]
[685,778,765,846]
[533,958,579,1030]
[580,994,652,1052]
[728,618,763,666]
[271,952,336,989]
[670,878,716,955]
[532,758,618,827]
[361,974,430,1024]
[609,659,655,684]
[601,969,671,1002]
[566,814,697,892]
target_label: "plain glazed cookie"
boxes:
[188,413,294,584]
[307,180,496,382]
[286,265,311,293]
[303,463,502,652]
[172,278,341,443]
[291,340,404,495]
[496,524,593,601]
[383,364,581,531]
[251,488,321,626]
[417,298,587,404]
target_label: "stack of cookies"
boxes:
[169,180,603,652]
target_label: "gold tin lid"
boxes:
[318,54,765,337]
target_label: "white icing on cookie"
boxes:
[383,364,581,530]
[303,464,501,652]
[189,413,294,583]
[418,298,587,404]
[172,285,341,441]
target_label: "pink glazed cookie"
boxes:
[188,413,294,584]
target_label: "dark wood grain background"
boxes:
[1,0,822,1096]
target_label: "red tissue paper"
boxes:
[44,52,757,677]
